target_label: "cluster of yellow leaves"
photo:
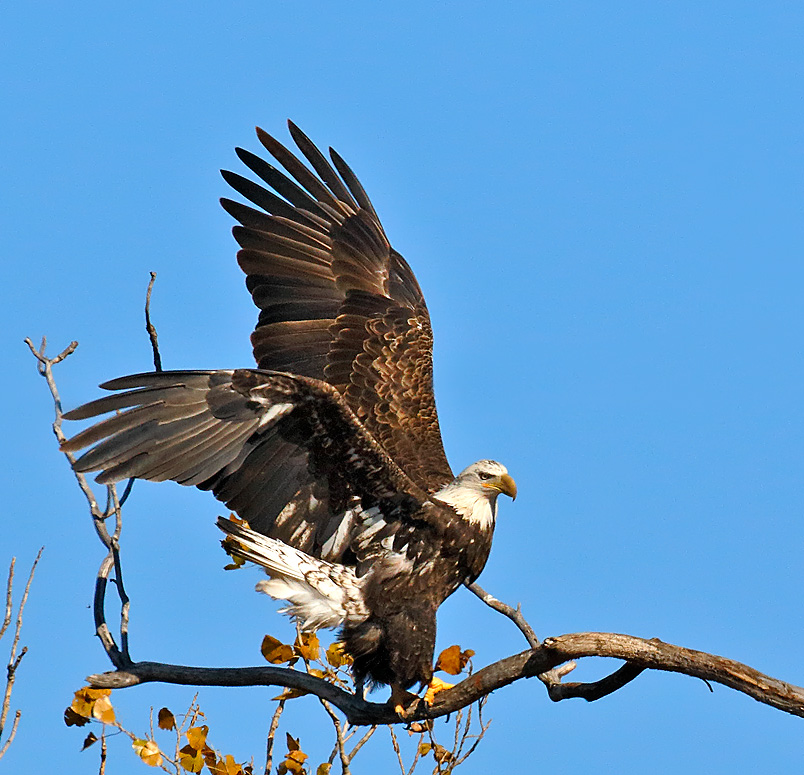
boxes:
[65,687,252,775]
[64,686,117,750]
[260,631,328,664]
[64,686,116,726]
[146,711,253,775]
[277,733,308,775]
[434,645,475,675]
[261,631,355,701]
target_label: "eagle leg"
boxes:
[423,676,454,706]
[389,683,420,718]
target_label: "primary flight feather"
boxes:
[62,121,517,707]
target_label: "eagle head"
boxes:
[434,459,516,528]
[456,460,517,501]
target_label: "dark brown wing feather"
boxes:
[223,121,452,491]
[61,370,453,567]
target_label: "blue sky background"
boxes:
[3,1,804,771]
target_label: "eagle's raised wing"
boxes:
[62,369,453,567]
[221,121,453,491]
[62,123,460,567]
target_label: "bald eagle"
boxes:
[61,122,517,710]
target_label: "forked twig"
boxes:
[0,549,43,761]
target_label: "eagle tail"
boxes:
[217,516,365,631]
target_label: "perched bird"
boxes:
[61,122,517,712]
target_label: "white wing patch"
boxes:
[256,401,294,429]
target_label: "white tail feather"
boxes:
[219,518,367,631]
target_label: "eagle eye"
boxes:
[478,471,493,480]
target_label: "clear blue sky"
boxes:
[3,1,803,772]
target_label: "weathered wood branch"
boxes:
[85,631,804,725]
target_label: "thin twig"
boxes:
[0,560,14,644]
[263,699,285,775]
[320,698,351,775]
[0,549,43,761]
[347,725,376,762]
[387,725,406,775]
[145,272,162,372]
[99,729,107,775]
[0,711,21,761]
[465,582,540,649]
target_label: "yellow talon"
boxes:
[424,676,455,706]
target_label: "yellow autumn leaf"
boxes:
[206,756,227,775]
[272,687,309,701]
[418,742,432,755]
[279,759,305,775]
[179,743,205,773]
[157,707,176,730]
[289,748,308,763]
[317,764,332,775]
[434,645,473,675]
[222,753,246,775]
[294,631,320,661]
[133,738,163,767]
[325,641,353,668]
[70,687,112,719]
[92,694,116,724]
[432,743,453,763]
[185,725,209,750]
[261,635,297,665]
[201,744,218,768]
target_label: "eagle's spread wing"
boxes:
[222,122,452,491]
[62,366,454,567]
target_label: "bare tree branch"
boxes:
[145,271,163,372]
[0,550,43,760]
[465,582,539,648]
[82,629,804,725]
[263,700,285,775]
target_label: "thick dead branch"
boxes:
[84,629,804,725]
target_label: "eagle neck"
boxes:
[433,482,497,532]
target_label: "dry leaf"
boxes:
[295,631,320,662]
[325,642,353,668]
[272,687,309,701]
[179,743,205,773]
[261,635,297,665]
[286,733,301,751]
[186,725,209,750]
[317,764,332,775]
[70,687,112,719]
[434,645,473,675]
[133,738,163,767]
[81,731,98,751]
[92,694,116,724]
[64,707,89,727]
[157,707,176,730]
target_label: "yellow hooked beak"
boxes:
[482,473,517,500]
